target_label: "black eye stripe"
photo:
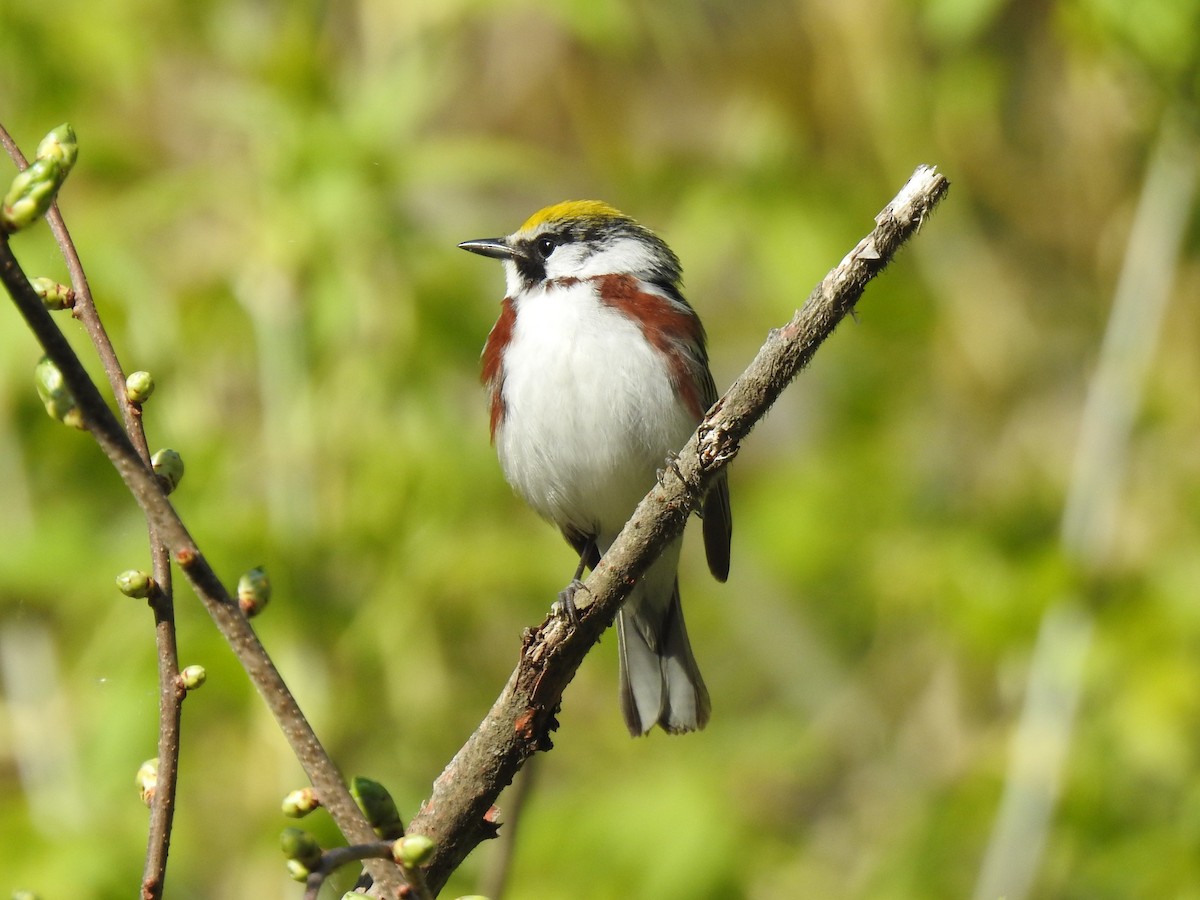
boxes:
[514,254,546,287]
[513,218,683,292]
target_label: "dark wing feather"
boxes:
[702,472,731,582]
[692,333,731,582]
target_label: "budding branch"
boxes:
[0,126,413,899]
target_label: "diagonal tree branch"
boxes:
[402,165,950,894]
[0,122,187,900]
[0,182,413,898]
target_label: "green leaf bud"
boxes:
[179,664,207,690]
[30,276,75,310]
[392,834,435,868]
[2,158,63,233]
[285,859,310,883]
[351,776,402,838]
[150,448,184,494]
[280,827,323,867]
[136,757,159,807]
[281,787,321,818]
[116,569,154,598]
[35,124,78,176]
[34,356,84,429]
[237,566,272,617]
[125,370,155,404]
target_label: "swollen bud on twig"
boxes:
[125,371,155,404]
[280,827,323,868]
[237,566,272,617]
[30,276,75,310]
[179,664,207,691]
[351,776,403,839]
[150,448,184,494]
[2,158,62,233]
[392,834,435,868]
[282,787,321,818]
[34,356,84,429]
[35,124,78,176]
[136,757,159,807]
[2,126,76,233]
[285,859,311,883]
[116,569,154,598]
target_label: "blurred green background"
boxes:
[2,0,1198,897]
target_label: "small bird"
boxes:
[460,200,731,736]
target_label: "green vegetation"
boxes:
[1,0,1197,896]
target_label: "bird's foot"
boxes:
[656,450,685,486]
[552,579,587,626]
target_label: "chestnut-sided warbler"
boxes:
[460,200,731,736]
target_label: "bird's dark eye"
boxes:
[534,235,559,260]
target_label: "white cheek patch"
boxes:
[503,260,523,297]
[543,237,659,282]
[542,243,591,280]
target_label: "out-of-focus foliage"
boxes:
[1,0,1197,897]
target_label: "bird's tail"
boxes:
[617,578,711,736]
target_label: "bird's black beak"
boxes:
[458,238,515,260]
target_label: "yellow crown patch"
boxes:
[519,200,626,233]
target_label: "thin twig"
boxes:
[0,122,191,900]
[141,567,181,900]
[7,128,176,900]
[0,215,412,897]
[31,149,173,900]
[395,166,950,894]
[0,123,141,432]
[303,842,396,900]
